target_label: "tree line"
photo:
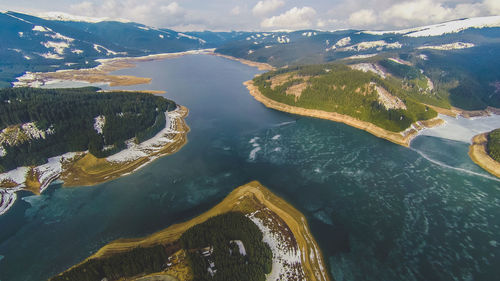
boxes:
[0,87,176,172]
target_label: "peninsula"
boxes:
[50,181,331,281]
[469,129,500,178]
[0,87,189,215]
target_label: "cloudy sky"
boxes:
[1,0,500,31]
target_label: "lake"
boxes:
[1,54,499,281]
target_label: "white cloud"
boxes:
[160,2,184,16]
[484,0,500,14]
[348,9,376,27]
[261,6,317,29]
[230,6,241,16]
[252,0,285,16]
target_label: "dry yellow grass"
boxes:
[60,181,330,281]
[469,132,500,178]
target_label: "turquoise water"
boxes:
[1,55,499,281]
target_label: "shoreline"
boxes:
[13,49,216,88]
[469,132,500,178]
[0,106,189,214]
[211,53,275,71]
[54,181,330,281]
[244,79,443,147]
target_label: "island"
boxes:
[50,181,331,281]
[469,129,500,178]
[0,87,189,215]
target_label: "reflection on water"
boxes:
[1,55,499,281]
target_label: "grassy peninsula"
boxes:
[50,181,331,281]
[469,129,500,178]
[248,63,442,146]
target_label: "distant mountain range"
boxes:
[2,11,500,109]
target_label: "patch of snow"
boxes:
[373,83,407,110]
[32,25,50,32]
[343,53,378,60]
[247,211,305,281]
[93,115,106,134]
[388,57,412,65]
[177,32,206,44]
[419,54,428,60]
[341,40,402,52]
[39,52,64,60]
[71,49,83,54]
[350,63,387,78]
[4,12,33,24]
[230,240,247,256]
[46,32,75,42]
[417,42,475,50]
[0,188,20,216]
[106,108,184,163]
[265,45,273,48]
[24,55,31,60]
[159,34,164,39]
[93,44,126,56]
[18,31,24,37]
[272,134,281,140]
[0,146,5,157]
[35,11,130,23]
[364,16,500,37]
[277,36,290,44]
[137,26,149,31]
[0,167,29,186]
[41,41,70,55]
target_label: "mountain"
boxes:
[0,11,206,87]
[215,16,500,110]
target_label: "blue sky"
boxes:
[1,0,500,31]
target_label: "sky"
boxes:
[1,0,500,31]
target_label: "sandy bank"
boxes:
[59,181,330,281]
[245,80,443,147]
[469,132,500,178]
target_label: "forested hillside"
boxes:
[487,129,500,162]
[0,87,176,172]
[253,64,437,132]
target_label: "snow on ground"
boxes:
[41,41,70,55]
[230,240,247,256]
[341,40,402,52]
[419,113,500,143]
[71,49,83,54]
[0,122,53,147]
[343,53,378,60]
[417,42,475,50]
[106,108,183,163]
[93,44,126,56]
[373,83,407,110]
[247,210,304,281]
[363,16,500,37]
[302,31,317,37]
[93,115,105,134]
[32,25,50,32]
[419,54,428,60]
[39,52,64,60]
[35,11,121,23]
[0,188,21,216]
[46,32,75,42]
[350,63,387,78]
[277,36,290,44]
[326,36,351,51]
[388,57,412,65]
[0,146,6,157]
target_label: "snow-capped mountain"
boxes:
[0,11,206,87]
[363,15,500,37]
